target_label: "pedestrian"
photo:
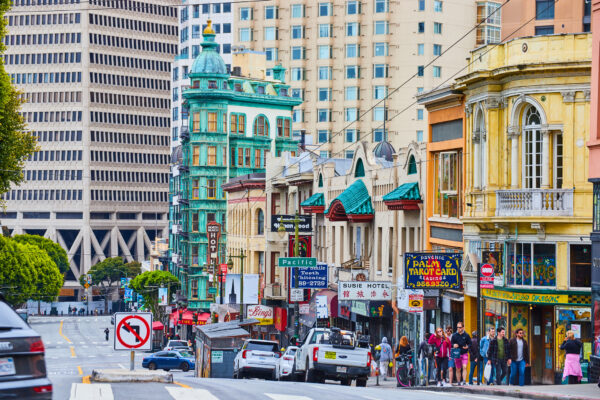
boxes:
[480,327,496,385]
[488,327,510,385]
[378,337,393,380]
[395,336,412,356]
[468,331,481,385]
[104,328,110,341]
[419,333,435,385]
[450,322,471,386]
[509,328,529,386]
[560,330,583,384]
[429,326,450,387]
[445,325,456,385]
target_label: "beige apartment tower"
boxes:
[233,0,478,159]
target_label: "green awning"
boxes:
[301,192,325,207]
[382,182,421,201]
[326,179,374,221]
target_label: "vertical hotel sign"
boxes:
[206,222,221,265]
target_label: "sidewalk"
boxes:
[406,383,599,400]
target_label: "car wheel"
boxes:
[341,377,351,386]
[163,369,170,371]
[180,363,190,372]
[271,369,277,381]
[356,377,367,387]
[148,362,156,371]
[305,362,316,383]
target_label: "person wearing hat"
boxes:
[468,331,481,385]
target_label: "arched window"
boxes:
[523,106,542,189]
[408,155,417,175]
[257,209,264,235]
[354,158,365,177]
[474,108,486,189]
[253,115,269,137]
[318,173,324,188]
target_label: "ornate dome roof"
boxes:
[373,140,396,162]
[190,20,228,76]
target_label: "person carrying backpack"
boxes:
[419,333,435,385]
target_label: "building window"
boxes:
[265,26,278,40]
[433,44,442,56]
[346,22,359,36]
[374,42,388,57]
[319,2,332,16]
[240,7,253,20]
[239,28,252,42]
[345,108,358,122]
[375,20,389,34]
[265,5,278,19]
[346,43,359,58]
[507,242,556,287]
[433,151,460,217]
[374,129,385,142]
[474,109,487,189]
[318,109,331,122]
[355,158,365,177]
[417,109,424,120]
[523,106,542,189]
[347,1,361,14]
[320,151,330,158]
[554,133,563,188]
[346,86,359,100]
[291,4,304,18]
[418,0,425,11]
[345,150,355,159]
[346,65,359,79]
[291,25,304,39]
[245,148,251,167]
[319,23,332,37]
[434,22,442,34]
[291,67,304,81]
[374,64,388,78]
[207,112,217,132]
[254,115,269,136]
[318,130,329,143]
[418,22,425,33]
[191,246,198,267]
[192,213,199,231]
[291,46,305,60]
[207,146,217,166]
[293,109,304,123]
[255,149,261,167]
[417,130,424,142]
[417,43,424,55]
[207,179,216,199]
[374,107,386,121]
[373,85,387,99]
[345,129,359,142]
[433,66,441,77]
[318,45,332,59]
[265,47,278,61]
[319,66,332,80]
[375,0,388,13]
[318,88,331,101]
[291,88,303,99]
[192,112,200,132]
[434,0,443,12]
[192,179,199,199]
[192,146,200,166]
[257,209,265,235]
[277,117,291,137]
[536,0,554,20]
[535,25,554,35]
[570,244,591,288]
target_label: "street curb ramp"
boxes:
[408,385,598,400]
[91,369,173,384]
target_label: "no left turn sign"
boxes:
[113,312,153,351]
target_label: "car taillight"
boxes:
[283,356,293,361]
[367,352,371,368]
[33,385,52,393]
[30,339,45,353]
[242,350,248,359]
[312,347,319,362]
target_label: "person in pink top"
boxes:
[429,327,451,386]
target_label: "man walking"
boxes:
[451,322,471,386]
[480,327,496,384]
[488,327,510,385]
[419,333,435,385]
[468,331,480,385]
[509,328,529,386]
[378,337,393,380]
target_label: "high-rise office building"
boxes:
[233,0,478,158]
[1,0,178,296]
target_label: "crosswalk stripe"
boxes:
[165,386,219,400]
[265,394,313,400]
[70,383,114,400]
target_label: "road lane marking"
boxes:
[70,383,113,400]
[173,381,192,389]
[117,364,125,369]
[59,320,72,343]
[77,366,83,375]
[82,375,91,384]
[166,386,219,400]
[265,394,313,400]
[70,346,76,358]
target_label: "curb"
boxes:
[91,369,173,384]
[407,385,599,400]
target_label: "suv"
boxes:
[0,299,52,399]
[164,340,191,352]
[233,339,280,379]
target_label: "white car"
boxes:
[164,340,190,352]
[233,339,281,380]
[275,346,298,380]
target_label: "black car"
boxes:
[0,300,52,399]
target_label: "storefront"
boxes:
[482,288,591,384]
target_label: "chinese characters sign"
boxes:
[338,281,392,301]
[404,252,462,289]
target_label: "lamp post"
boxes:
[278,211,301,339]
[227,250,246,321]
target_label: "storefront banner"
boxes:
[338,281,392,301]
[274,307,287,331]
[404,252,462,289]
[408,293,423,313]
[158,287,168,306]
[291,263,328,289]
[316,296,328,319]
[247,305,273,325]
[482,288,573,305]
[351,301,368,316]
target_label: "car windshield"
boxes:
[0,302,28,329]
[169,341,187,347]
[287,348,297,355]
[246,342,278,352]
[178,351,193,358]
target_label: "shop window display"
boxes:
[555,307,592,372]
[484,299,508,332]
[507,242,556,287]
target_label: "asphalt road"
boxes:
[30,316,520,400]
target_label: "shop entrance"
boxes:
[530,306,554,384]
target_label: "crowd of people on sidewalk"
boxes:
[385,321,586,388]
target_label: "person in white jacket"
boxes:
[379,337,393,380]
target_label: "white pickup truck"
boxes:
[293,328,371,386]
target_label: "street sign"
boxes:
[219,263,228,283]
[408,293,424,313]
[114,312,152,351]
[208,287,217,295]
[290,263,328,288]
[278,257,317,267]
[480,263,495,288]
[338,281,392,301]
[290,288,304,302]
[206,222,221,264]
[271,214,312,232]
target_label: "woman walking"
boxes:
[560,330,582,384]
[429,327,451,387]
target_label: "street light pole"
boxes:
[278,211,302,339]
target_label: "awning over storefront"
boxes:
[382,182,422,210]
[170,310,211,326]
[152,321,164,331]
[325,179,374,222]
[301,192,325,214]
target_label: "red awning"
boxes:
[170,310,211,326]
[152,321,164,330]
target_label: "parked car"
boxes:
[294,327,370,386]
[142,350,195,372]
[233,339,281,379]
[163,340,191,352]
[0,298,52,399]
[275,346,298,380]
[14,309,28,324]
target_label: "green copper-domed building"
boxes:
[169,21,302,314]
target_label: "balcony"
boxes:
[495,189,573,217]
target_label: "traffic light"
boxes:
[193,312,198,324]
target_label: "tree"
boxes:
[0,236,35,305]
[82,257,136,314]
[124,260,142,277]
[129,271,179,321]
[0,0,37,202]
[12,234,69,274]
[21,242,63,304]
